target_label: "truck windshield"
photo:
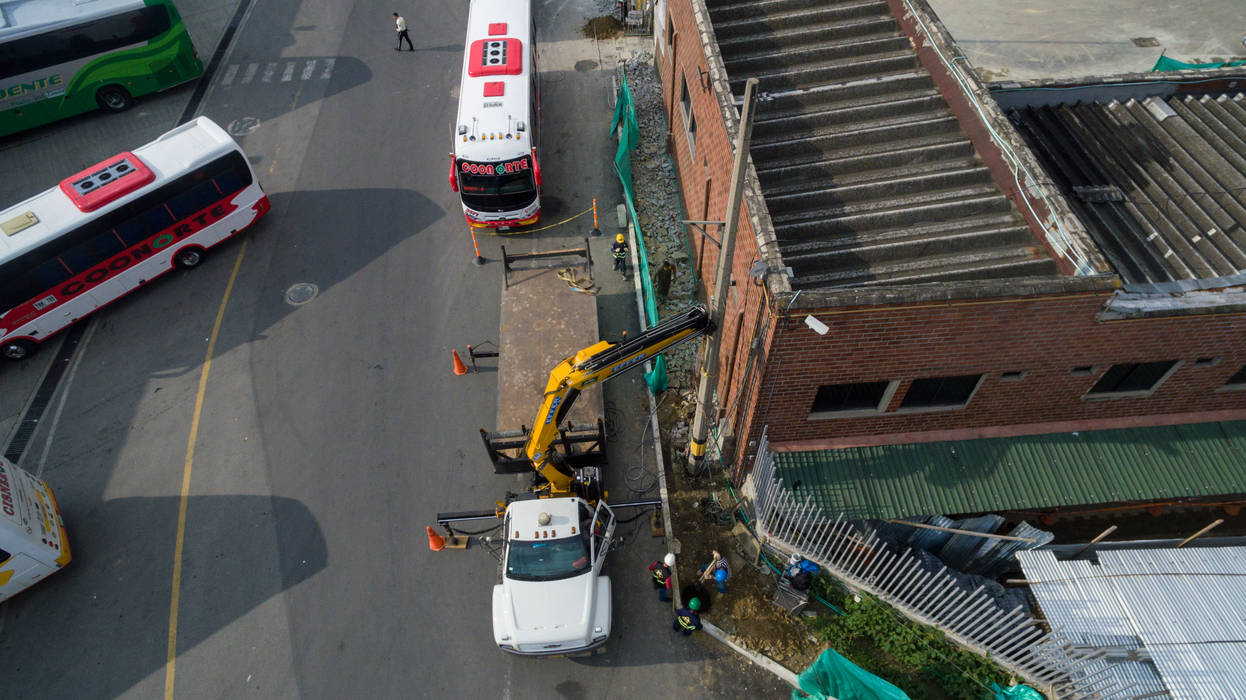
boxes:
[506,536,590,582]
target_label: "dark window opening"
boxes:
[811,381,890,414]
[686,110,697,161]
[900,374,982,409]
[1224,365,1246,387]
[1071,366,1094,376]
[1088,361,1177,394]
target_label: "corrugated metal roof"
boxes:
[773,421,1246,520]
[1012,94,1246,292]
[705,0,1062,288]
[1018,548,1246,699]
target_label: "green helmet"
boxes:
[688,597,702,611]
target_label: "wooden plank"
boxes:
[497,266,603,432]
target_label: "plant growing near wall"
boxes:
[807,578,1016,700]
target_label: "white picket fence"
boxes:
[745,429,1135,699]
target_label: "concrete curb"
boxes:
[703,621,801,690]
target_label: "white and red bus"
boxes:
[0,116,269,360]
[450,0,541,230]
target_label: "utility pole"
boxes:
[687,77,758,474]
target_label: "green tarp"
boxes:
[1152,55,1246,71]
[610,74,668,393]
[793,648,911,700]
[987,683,1044,700]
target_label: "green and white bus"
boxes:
[0,0,203,137]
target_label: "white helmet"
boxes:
[663,552,676,567]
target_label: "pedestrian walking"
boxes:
[653,259,676,304]
[649,552,675,602]
[393,12,414,51]
[672,597,703,636]
[611,233,628,277]
[698,549,730,594]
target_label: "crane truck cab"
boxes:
[493,496,615,655]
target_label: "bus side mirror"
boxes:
[531,150,541,188]
[449,157,458,193]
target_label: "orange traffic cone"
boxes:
[452,349,468,375]
[427,526,445,552]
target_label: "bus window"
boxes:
[0,258,71,311]
[0,547,9,563]
[59,231,126,273]
[69,7,170,65]
[116,205,175,246]
[166,179,222,220]
[213,168,246,197]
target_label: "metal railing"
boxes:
[745,428,1137,698]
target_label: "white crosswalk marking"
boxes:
[222,59,335,86]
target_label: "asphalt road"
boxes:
[0,0,790,697]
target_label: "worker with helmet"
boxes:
[611,233,628,277]
[698,549,731,594]
[672,597,703,636]
[648,552,676,601]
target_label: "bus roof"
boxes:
[0,0,148,38]
[454,0,533,163]
[0,116,238,263]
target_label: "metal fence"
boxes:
[744,429,1138,698]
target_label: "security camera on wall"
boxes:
[804,315,829,335]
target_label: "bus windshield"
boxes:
[506,536,589,582]
[457,157,537,212]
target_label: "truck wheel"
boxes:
[96,85,134,113]
[1,339,35,360]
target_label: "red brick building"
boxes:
[651,0,1246,476]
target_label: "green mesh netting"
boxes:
[792,648,911,700]
[610,74,668,393]
[1152,55,1246,71]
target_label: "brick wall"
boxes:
[657,0,769,458]
[736,294,1246,463]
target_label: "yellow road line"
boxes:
[164,240,249,699]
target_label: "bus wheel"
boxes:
[1,339,35,361]
[174,248,204,269]
[96,86,134,113]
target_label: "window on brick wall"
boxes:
[898,374,983,410]
[686,109,697,161]
[1218,364,1246,392]
[666,14,675,50]
[808,380,897,419]
[1085,361,1178,397]
[679,73,690,122]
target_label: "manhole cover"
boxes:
[285,282,318,306]
[1132,37,1160,47]
[228,116,261,135]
